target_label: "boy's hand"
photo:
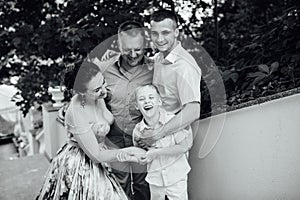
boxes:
[140,149,159,163]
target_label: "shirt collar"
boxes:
[115,54,148,69]
[139,108,168,131]
[157,42,182,64]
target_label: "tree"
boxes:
[1,0,299,116]
[0,0,155,115]
[198,0,300,106]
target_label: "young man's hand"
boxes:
[137,127,164,147]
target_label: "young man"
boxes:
[93,21,152,200]
[137,9,202,148]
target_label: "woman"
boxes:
[37,61,145,200]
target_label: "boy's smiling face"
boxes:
[136,85,162,119]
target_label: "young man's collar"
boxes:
[157,42,182,64]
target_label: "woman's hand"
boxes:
[123,147,146,159]
[116,151,140,163]
[116,147,147,163]
[91,122,110,136]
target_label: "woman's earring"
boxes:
[81,94,86,108]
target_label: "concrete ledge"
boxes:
[202,87,300,119]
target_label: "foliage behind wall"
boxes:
[0,0,299,116]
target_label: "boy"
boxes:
[133,84,192,200]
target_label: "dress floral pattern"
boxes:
[37,139,128,200]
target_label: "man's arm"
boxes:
[138,102,200,146]
[158,101,200,138]
[138,59,201,146]
[157,59,201,139]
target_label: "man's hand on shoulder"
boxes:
[100,49,120,61]
[145,56,155,71]
[91,57,102,67]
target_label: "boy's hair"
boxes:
[134,84,160,103]
[150,9,178,28]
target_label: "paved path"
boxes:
[0,142,18,160]
[0,154,49,200]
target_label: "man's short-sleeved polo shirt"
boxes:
[95,55,153,137]
[153,43,202,114]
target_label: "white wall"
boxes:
[42,105,68,160]
[189,93,300,200]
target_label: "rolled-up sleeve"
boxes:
[176,61,201,107]
[174,128,193,149]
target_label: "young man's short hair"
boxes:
[150,9,178,28]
